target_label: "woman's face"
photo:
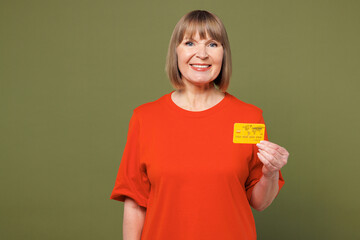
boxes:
[176,31,223,87]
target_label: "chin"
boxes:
[189,80,213,86]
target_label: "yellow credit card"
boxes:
[233,123,265,144]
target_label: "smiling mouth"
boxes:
[190,64,212,71]
[190,64,211,68]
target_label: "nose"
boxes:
[196,44,208,59]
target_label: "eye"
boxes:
[209,42,218,47]
[185,41,194,46]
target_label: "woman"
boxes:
[110,10,289,240]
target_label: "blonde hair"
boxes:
[165,10,232,92]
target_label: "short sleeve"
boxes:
[245,113,285,202]
[110,110,150,208]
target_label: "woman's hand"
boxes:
[256,140,289,178]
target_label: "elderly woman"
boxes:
[110,10,289,240]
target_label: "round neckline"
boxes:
[165,90,231,118]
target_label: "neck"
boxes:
[173,81,225,111]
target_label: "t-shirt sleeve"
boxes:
[245,113,285,203]
[110,110,150,208]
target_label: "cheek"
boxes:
[209,48,224,66]
[178,52,191,63]
[177,46,195,61]
[216,49,224,64]
[177,56,187,70]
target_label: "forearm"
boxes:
[249,171,280,211]
[123,197,146,240]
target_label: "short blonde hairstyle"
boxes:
[165,10,232,92]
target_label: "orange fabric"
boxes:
[110,91,285,240]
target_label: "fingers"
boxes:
[257,152,278,172]
[258,149,281,169]
[256,140,289,170]
[257,140,289,158]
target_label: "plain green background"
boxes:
[1,0,359,239]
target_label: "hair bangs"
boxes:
[177,16,224,45]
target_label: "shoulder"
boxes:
[227,92,264,119]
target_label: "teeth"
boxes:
[192,64,210,68]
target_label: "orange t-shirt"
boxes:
[110,90,285,240]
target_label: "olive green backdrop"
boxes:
[1,0,359,239]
